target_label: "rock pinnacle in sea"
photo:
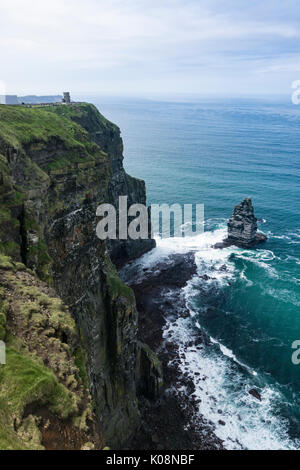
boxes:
[214,197,267,249]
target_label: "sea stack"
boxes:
[215,197,267,249]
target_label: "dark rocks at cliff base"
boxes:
[127,252,197,351]
[214,197,267,249]
[126,252,224,450]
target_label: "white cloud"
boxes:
[254,55,300,73]
[0,0,300,94]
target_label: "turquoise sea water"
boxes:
[94,96,300,449]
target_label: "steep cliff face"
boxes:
[0,103,160,448]
[50,103,155,267]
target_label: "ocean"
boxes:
[92,95,300,450]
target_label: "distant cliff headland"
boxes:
[0,101,159,449]
[0,95,63,105]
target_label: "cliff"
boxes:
[50,103,155,267]
[0,103,160,449]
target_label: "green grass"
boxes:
[0,404,30,450]
[0,346,77,417]
[11,279,77,337]
[0,254,14,270]
[48,102,116,131]
[27,239,52,281]
[0,343,79,449]
[0,105,87,149]
[104,252,135,302]
[74,347,88,388]
[0,241,20,259]
[0,207,11,223]
[0,104,105,172]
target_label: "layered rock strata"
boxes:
[214,197,267,249]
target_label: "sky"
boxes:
[1,0,300,97]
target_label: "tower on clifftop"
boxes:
[62,92,71,104]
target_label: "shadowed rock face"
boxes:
[214,197,267,249]
[63,102,155,267]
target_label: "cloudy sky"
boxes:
[1,0,300,96]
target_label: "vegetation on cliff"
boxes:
[0,254,98,449]
[0,103,111,279]
[0,104,107,172]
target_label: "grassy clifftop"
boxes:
[0,104,108,171]
[48,102,115,131]
[0,104,88,148]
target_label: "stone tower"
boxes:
[63,92,71,104]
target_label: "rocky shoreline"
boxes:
[122,253,224,450]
